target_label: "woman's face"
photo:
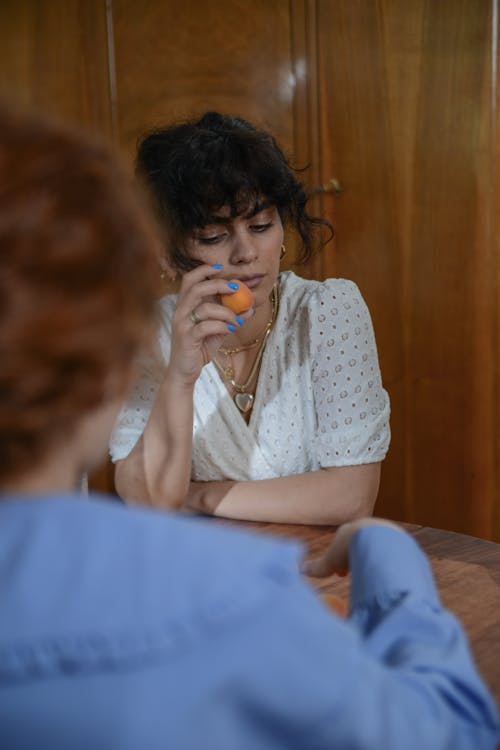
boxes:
[184,202,283,308]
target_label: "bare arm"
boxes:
[114,264,253,507]
[114,369,195,507]
[183,462,381,525]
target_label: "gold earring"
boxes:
[160,270,166,280]
[280,244,286,260]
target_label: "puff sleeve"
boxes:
[309,279,390,467]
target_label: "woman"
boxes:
[1,104,497,750]
[110,112,390,523]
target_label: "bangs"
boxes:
[175,157,292,233]
[201,193,274,227]
[136,111,329,271]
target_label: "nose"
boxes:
[229,233,258,265]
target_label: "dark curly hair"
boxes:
[0,105,158,482]
[136,111,332,271]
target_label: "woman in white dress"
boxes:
[110,111,390,524]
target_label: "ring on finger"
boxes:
[189,309,202,325]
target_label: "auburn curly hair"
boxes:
[0,106,158,481]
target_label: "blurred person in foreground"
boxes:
[0,104,498,750]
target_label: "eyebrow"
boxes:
[204,199,273,225]
[245,199,273,218]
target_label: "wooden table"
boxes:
[220,519,500,709]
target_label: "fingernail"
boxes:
[236,316,244,326]
[227,323,236,332]
[228,281,239,290]
[211,263,224,269]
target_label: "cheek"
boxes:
[267,226,284,261]
[188,248,206,264]
[272,223,284,250]
[183,240,202,264]
[188,244,225,266]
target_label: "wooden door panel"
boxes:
[111,0,295,163]
[316,0,496,537]
[0,0,112,135]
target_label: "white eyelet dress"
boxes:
[109,271,390,481]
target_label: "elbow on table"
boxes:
[352,483,380,521]
[114,450,188,511]
[148,475,188,511]
[326,461,381,523]
[352,481,380,519]
[114,459,149,505]
[116,469,187,512]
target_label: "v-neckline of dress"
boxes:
[212,278,282,430]
[209,318,276,433]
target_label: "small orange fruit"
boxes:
[220,279,254,314]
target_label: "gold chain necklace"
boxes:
[215,338,261,379]
[213,285,279,414]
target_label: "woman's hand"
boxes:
[168,264,254,386]
[302,517,403,578]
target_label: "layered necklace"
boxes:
[213,284,279,415]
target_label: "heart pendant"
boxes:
[234,392,254,413]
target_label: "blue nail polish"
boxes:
[236,316,244,326]
[211,263,223,269]
[227,323,236,332]
[228,281,239,290]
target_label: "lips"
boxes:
[238,275,264,289]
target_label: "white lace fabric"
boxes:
[109,271,390,481]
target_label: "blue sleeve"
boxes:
[247,527,500,750]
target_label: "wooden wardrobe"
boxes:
[2,0,499,540]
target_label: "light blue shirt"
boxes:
[0,494,498,749]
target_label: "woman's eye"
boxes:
[198,234,224,245]
[251,222,273,233]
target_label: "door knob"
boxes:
[309,177,342,195]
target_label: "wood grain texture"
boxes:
[0,0,113,135]
[315,0,498,539]
[111,0,294,159]
[290,0,325,279]
[493,3,500,543]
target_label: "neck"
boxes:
[0,394,123,499]
[2,451,82,497]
